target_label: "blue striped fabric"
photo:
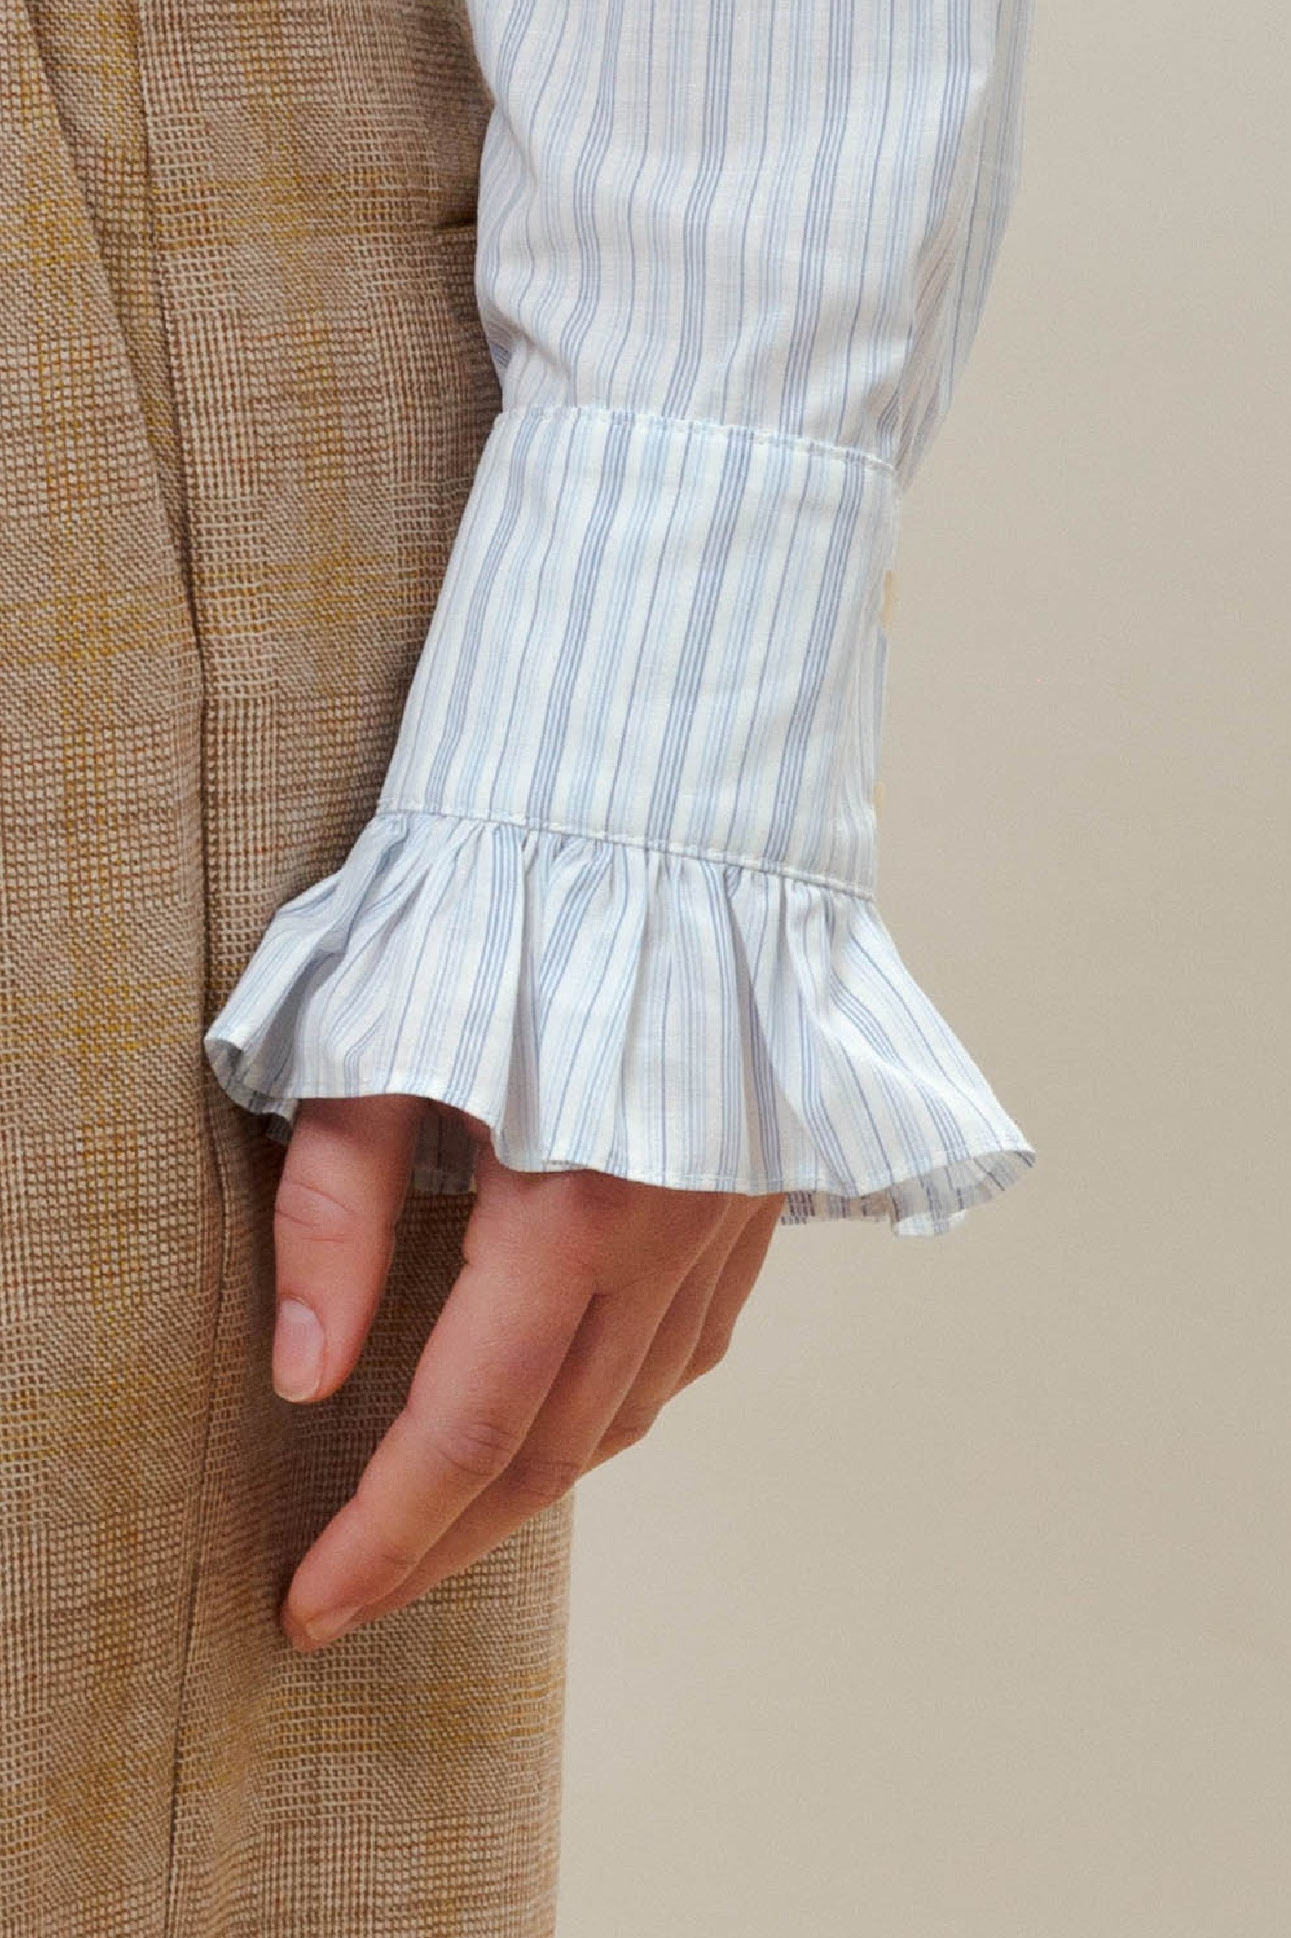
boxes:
[204,0,1038,1236]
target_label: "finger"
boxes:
[272,1094,426,1404]
[672,1193,785,1395]
[281,1167,732,1646]
[280,1175,598,1641]
[348,1213,714,1627]
[350,1200,761,1627]
[581,1199,762,1472]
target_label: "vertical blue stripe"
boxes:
[204,0,1038,1237]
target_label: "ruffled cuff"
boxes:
[202,807,1036,1238]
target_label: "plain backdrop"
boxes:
[555,2,1291,1932]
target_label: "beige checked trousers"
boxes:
[0,3,573,1931]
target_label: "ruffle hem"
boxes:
[203,808,1036,1237]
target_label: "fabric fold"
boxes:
[203,808,1036,1237]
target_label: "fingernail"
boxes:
[302,1604,362,1645]
[273,1299,324,1401]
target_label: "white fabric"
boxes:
[204,0,1038,1236]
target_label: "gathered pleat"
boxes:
[205,808,1035,1237]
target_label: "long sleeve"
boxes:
[203,0,1038,1237]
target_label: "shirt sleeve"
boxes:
[203,0,1038,1237]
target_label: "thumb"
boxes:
[271,1093,425,1403]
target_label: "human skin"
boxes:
[272,1094,786,1650]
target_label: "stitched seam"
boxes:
[493,401,897,479]
[372,800,877,900]
[132,38,235,1938]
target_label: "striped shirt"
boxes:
[204,0,1039,1236]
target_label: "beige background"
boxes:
[557,2,1291,1931]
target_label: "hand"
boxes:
[271,1095,786,1650]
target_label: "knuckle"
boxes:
[429,1414,526,1486]
[556,1178,726,1287]
[599,1405,660,1453]
[582,1265,660,1305]
[563,1168,637,1215]
[274,1174,363,1245]
[503,1448,584,1508]
[690,1329,734,1378]
[367,1531,426,1576]
[550,1170,643,1257]
[348,1483,426,1575]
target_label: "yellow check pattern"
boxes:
[0,2,571,1930]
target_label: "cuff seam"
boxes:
[371,799,878,900]
[493,400,897,481]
